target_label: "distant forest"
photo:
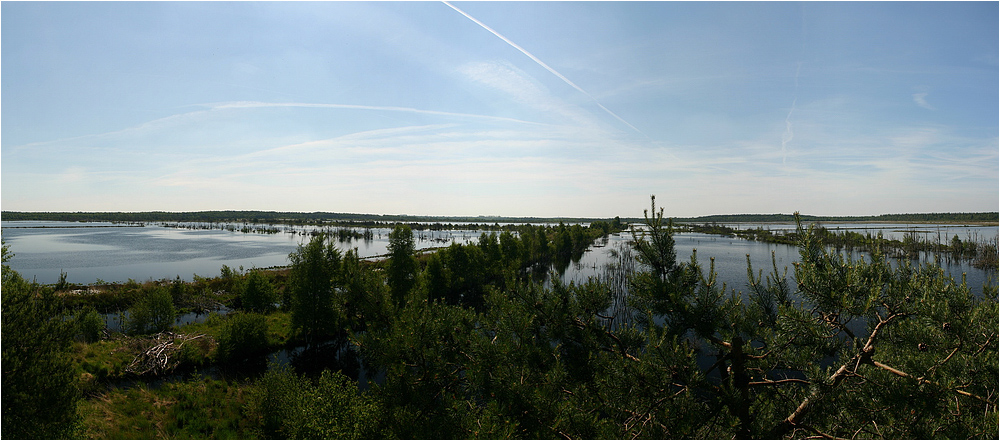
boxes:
[2,210,997,225]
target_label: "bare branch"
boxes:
[869,360,993,405]
[799,423,849,440]
[973,332,996,356]
[749,378,811,387]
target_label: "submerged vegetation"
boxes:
[2,198,997,439]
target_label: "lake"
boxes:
[2,220,996,297]
[0,221,481,284]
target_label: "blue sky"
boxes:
[2,1,997,218]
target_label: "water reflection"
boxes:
[3,220,995,296]
[559,231,996,298]
[1,221,480,284]
[102,306,233,333]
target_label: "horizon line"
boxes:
[3,209,997,221]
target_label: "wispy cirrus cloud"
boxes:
[912,92,935,110]
[4,101,549,154]
[209,101,548,126]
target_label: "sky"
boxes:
[2,1,997,218]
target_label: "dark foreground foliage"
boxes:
[2,199,997,439]
[2,244,81,439]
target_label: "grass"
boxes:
[78,375,256,439]
[70,310,293,389]
[71,340,137,384]
[73,310,297,439]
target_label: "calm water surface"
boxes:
[0,221,480,284]
[2,221,996,297]
[563,229,997,297]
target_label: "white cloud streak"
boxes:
[442,1,645,136]
[211,101,548,126]
[780,62,802,167]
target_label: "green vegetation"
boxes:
[247,365,379,439]
[77,376,253,439]
[684,222,999,269]
[2,242,81,439]
[124,287,176,335]
[216,312,269,363]
[238,269,278,313]
[386,224,418,307]
[2,201,996,439]
[74,306,105,343]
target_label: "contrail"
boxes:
[442,1,644,135]
[781,62,802,167]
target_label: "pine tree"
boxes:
[2,242,80,438]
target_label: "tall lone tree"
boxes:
[288,234,342,347]
[387,225,417,307]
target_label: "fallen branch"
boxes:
[126,332,208,376]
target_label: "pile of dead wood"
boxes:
[124,331,210,376]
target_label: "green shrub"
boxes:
[124,288,175,335]
[247,365,378,439]
[241,270,276,312]
[216,312,268,362]
[75,306,105,343]
[219,264,243,293]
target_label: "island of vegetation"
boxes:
[2,198,997,439]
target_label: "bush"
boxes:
[124,288,175,335]
[241,270,276,313]
[247,365,378,439]
[216,312,268,363]
[75,306,105,343]
[219,264,243,294]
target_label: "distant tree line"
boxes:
[0,210,628,227]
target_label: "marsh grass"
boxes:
[71,340,136,384]
[73,311,296,438]
[78,376,254,439]
[72,309,293,388]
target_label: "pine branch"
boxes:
[767,310,902,439]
